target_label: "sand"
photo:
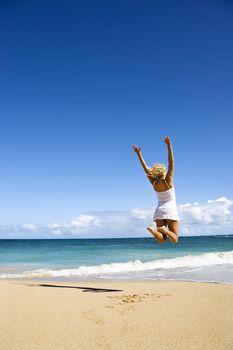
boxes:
[1,279,233,350]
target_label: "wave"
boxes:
[1,250,233,279]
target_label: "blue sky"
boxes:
[0,0,232,237]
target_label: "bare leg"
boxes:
[158,220,179,244]
[159,228,177,244]
[147,220,167,244]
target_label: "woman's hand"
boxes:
[163,136,171,146]
[132,145,142,154]
[132,144,150,175]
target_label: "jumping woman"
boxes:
[132,136,179,244]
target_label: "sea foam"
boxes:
[1,250,233,279]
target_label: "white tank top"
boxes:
[155,187,177,206]
[153,179,179,220]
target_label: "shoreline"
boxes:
[1,275,233,285]
[1,277,233,284]
[1,279,233,350]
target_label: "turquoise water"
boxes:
[0,236,233,283]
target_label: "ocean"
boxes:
[0,236,233,284]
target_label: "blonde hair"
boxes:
[148,163,167,179]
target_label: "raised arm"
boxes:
[132,145,150,174]
[164,136,174,181]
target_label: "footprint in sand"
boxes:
[82,310,105,325]
[105,293,171,316]
[108,292,171,305]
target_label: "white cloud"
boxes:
[130,208,152,220]
[178,197,233,225]
[21,224,38,232]
[46,215,102,236]
[70,215,101,229]
[47,223,63,235]
[0,197,232,238]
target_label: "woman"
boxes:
[132,136,179,244]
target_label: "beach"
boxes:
[1,279,233,350]
[2,0,233,349]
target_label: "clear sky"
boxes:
[0,0,232,237]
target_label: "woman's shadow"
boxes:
[26,283,123,293]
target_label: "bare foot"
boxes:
[147,227,164,242]
[157,225,169,235]
[147,226,157,238]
